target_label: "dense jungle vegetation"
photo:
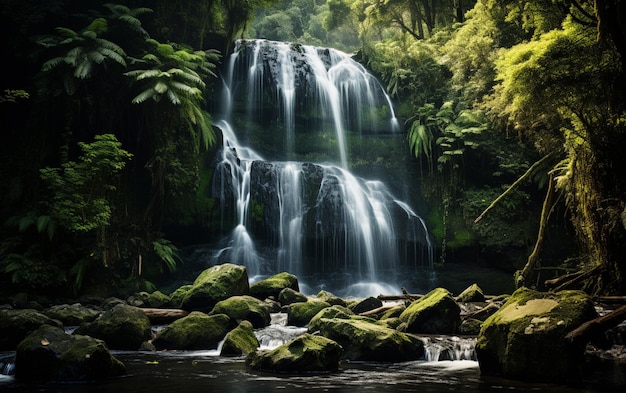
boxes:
[1,0,624,298]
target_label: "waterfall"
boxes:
[211,39,431,297]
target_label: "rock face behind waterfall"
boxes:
[476,287,597,382]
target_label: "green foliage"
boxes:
[3,254,67,289]
[40,134,132,233]
[152,237,180,273]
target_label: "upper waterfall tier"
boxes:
[220,39,399,168]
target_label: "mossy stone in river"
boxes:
[287,299,330,326]
[181,263,249,312]
[249,272,299,300]
[152,312,234,350]
[220,320,259,356]
[247,333,343,373]
[44,303,100,326]
[476,287,597,383]
[308,305,354,332]
[456,283,485,303]
[15,325,125,382]
[313,317,424,362]
[73,304,152,350]
[278,287,308,306]
[0,309,63,350]
[398,287,461,334]
[211,295,271,328]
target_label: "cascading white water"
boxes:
[212,39,432,297]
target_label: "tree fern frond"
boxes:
[131,89,157,104]
[166,89,181,105]
[154,81,169,94]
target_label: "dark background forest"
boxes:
[1,0,625,299]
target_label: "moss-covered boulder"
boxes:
[349,296,383,314]
[456,283,485,303]
[180,263,249,312]
[0,309,63,350]
[152,312,233,350]
[220,320,259,356]
[308,305,354,332]
[169,284,193,308]
[287,300,331,326]
[246,333,343,373]
[313,317,424,362]
[211,295,270,328]
[15,325,125,382]
[130,291,171,308]
[315,290,346,306]
[249,272,299,300]
[476,287,597,382]
[458,318,483,335]
[44,303,100,326]
[398,287,461,334]
[278,288,308,305]
[73,304,152,350]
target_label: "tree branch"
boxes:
[474,153,555,224]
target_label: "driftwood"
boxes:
[377,293,422,302]
[141,308,189,324]
[565,304,626,346]
[544,265,602,292]
[594,296,626,304]
[359,305,396,316]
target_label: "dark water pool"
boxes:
[0,350,620,393]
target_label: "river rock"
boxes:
[278,287,308,305]
[180,263,249,312]
[349,296,383,314]
[0,309,63,350]
[308,305,354,331]
[313,317,424,362]
[249,272,299,300]
[211,295,271,328]
[220,320,259,356]
[73,304,152,350]
[476,287,597,382]
[128,290,171,308]
[152,312,234,350]
[456,283,485,302]
[315,290,347,306]
[398,287,461,334]
[246,333,343,373]
[44,303,100,326]
[15,325,125,382]
[287,299,331,326]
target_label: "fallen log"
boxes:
[565,304,626,346]
[359,305,396,316]
[377,294,422,302]
[141,308,189,324]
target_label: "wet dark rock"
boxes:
[0,309,63,350]
[313,317,424,362]
[15,325,125,382]
[152,312,234,350]
[44,303,100,326]
[278,287,308,306]
[287,300,331,326]
[398,287,461,334]
[73,304,152,350]
[456,283,485,303]
[349,296,383,314]
[246,333,343,373]
[476,287,597,383]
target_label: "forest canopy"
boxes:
[1,0,625,297]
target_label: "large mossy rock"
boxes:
[152,312,234,350]
[287,300,331,326]
[0,309,63,350]
[44,303,100,326]
[249,272,299,300]
[180,263,249,312]
[73,304,152,350]
[313,317,424,362]
[456,283,485,303]
[476,287,597,382]
[220,320,259,356]
[278,288,308,305]
[211,295,271,328]
[246,333,343,373]
[15,325,125,382]
[398,287,461,334]
[308,305,354,331]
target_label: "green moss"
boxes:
[220,320,259,356]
